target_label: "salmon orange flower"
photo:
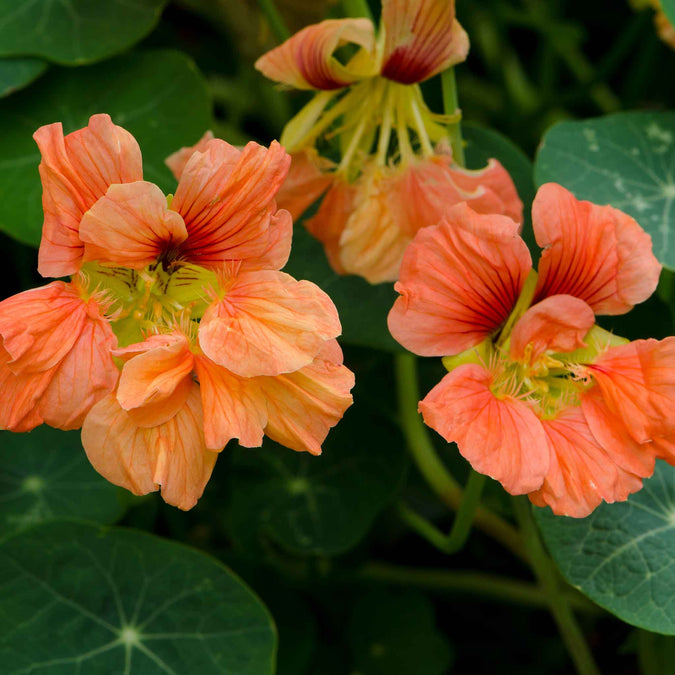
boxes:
[255,0,522,283]
[388,182,673,517]
[0,114,354,510]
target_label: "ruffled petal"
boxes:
[258,340,355,455]
[388,203,532,357]
[240,208,293,272]
[82,385,216,510]
[34,114,143,278]
[172,140,291,267]
[80,182,188,269]
[276,149,334,220]
[510,295,595,363]
[528,405,646,517]
[165,131,215,181]
[419,363,549,494]
[255,18,376,90]
[199,270,341,377]
[115,333,194,427]
[305,177,357,274]
[381,0,469,83]
[0,281,89,373]
[194,354,268,450]
[533,183,661,314]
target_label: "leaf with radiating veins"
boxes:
[0,520,277,673]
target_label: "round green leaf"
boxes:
[227,407,407,556]
[535,461,675,633]
[0,49,212,247]
[0,520,276,673]
[0,427,128,531]
[348,590,454,675]
[0,57,47,97]
[535,111,675,269]
[0,0,167,65]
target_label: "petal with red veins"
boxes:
[165,131,215,181]
[419,363,549,494]
[388,203,532,357]
[381,0,469,83]
[258,340,355,455]
[255,18,376,90]
[172,140,290,267]
[80,182,188,268]
[199,270,341,377]
[34,114,143,278]
[533,183,661,314]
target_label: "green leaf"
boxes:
[662,0,675,27]
[0,57,47,97]
[0,520,276,673]
[0,49,212,248]
[0,427,129,531]
[227,406,407,556]
[535,111,675,269]
[535,460,675,634]
[348,590,454,675]
[0,0,167,65]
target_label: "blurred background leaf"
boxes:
[0,57,47,98]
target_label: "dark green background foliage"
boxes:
[1,0,675,673]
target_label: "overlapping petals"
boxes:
[1,115,355,511]
[381,0,470,83]
[389,182,674,517]
[34,114,142,277]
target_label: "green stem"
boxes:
[359,562,601,614]
[257,0,290,43]
[394,353,528,563]
[342,0,373,20]
[512,497,601,675]
[441,68,465,166]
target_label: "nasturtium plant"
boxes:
[0,427,129,531]
[0,57,47,97]
[535,111,675,268]
[0,521,276,674]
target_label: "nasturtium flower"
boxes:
[0,114,354,510]
[388,182,673,517]
[254,0,522,283]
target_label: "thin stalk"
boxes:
[441,68,465,166]
[512,497,601,675]
[376,86,394,165]
[342,0,373,21]
[359,562,601,614]
[394,353,528,562]
[257,0,290,43]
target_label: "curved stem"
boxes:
[441,68,465,166]
[512,497,601,675]
[394,353,528,563]
[257,0,290,43]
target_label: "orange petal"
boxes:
[533,183,661,314]
[38,301,119,430]
[80,182,188,269]
[528,405,645,518]
[241,208,293,272]
[259,340,355,455]
[0,281,89,373]
[510,295,594,363]
[381,0,469,83]
[255,18,376,90]
[34,114,143,278]
[165,131,215,181]
[276,149,334,220]
[115,333,194,427]
[194,354,268,450]
[305,177,357,274]
[419,363,549,494]
[82,385,216,510]
[388,203,532,357]
[199,269,341,377]
[0,346,50,432]
[172,140,291,267]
